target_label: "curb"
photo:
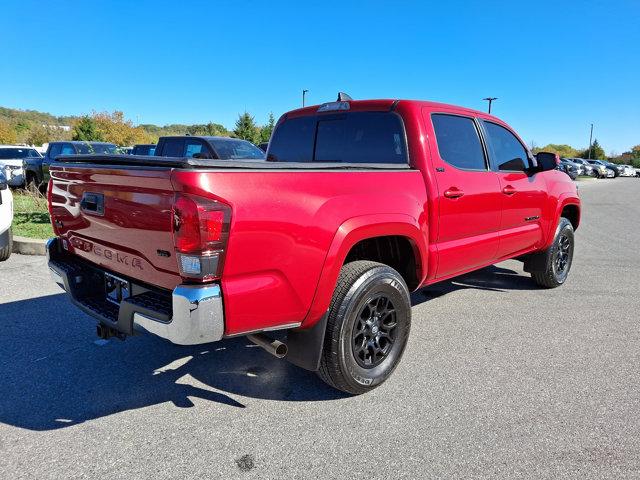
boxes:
[12,235,47,256]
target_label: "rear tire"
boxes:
[317,261,411,395]
[530,218,574,288]
[0,228,12,262]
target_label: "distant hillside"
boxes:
[0,106,78,128]
[0,106,232,145]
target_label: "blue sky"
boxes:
[1,0,639,153]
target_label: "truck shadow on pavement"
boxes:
[0,264,533,431]
[0,293,349,431]
[411,264,537,305]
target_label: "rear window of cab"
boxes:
[267,111,408,164]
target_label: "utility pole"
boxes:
[302,89,309,107]
[483,97,498,114]
[588,123,594,159]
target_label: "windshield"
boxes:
[210,139,265,160]
[0,147,40,159]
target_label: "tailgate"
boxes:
[49,164,181,290]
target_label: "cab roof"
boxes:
[284,98,498,121]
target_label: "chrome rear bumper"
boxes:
[46,237,225,345]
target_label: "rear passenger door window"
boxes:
[431,114,487,170]
[60,144,75,155]
[162,139,185,157]
[185,140,208,158]
[483,122,529,172]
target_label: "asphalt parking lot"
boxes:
[1,178,639,479]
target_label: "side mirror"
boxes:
[535,152,559,172]
[0,170,8,190]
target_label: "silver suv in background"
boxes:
[0,145,43,187]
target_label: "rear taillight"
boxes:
[171,193,231,282]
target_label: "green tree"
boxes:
[536,144,578,158]
[0,120,17,144]
[187,122,229,137]
[260,112,276,143]
[578,138,606,160]
[73,116,103,141]
[234,112,259,144]
[26,124,53,145]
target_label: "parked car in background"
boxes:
[602,161,624,177]
[117,146,134,155]
[23,141,117,189]
[571,158,594,176]
[587,160,610,178]
[0,145,42,187]
[131,144,156,156]
[153,136,265,160]
[562,157,584,175]
[47,97,581,394]
[0,170,13,261]
[258,142,269,152]
[618,164,636,177]
[558,158,579,180]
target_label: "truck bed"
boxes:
[48,157,423,336]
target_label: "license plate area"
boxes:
[104,272,131,305]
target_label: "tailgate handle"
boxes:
[80,192,105,216]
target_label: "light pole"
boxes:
[588,123,594,159]
[483,97,498,114]
[302,89,309,107]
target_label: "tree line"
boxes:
[0,106,276,147]
[1,105,638,167]
[532,140,640,168]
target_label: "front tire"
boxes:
[530,218,574,288]
[317,261,411,395]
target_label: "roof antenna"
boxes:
[337,92,353,101]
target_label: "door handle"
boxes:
[502,185,517,195]
[444,188,464,199]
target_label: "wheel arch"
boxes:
[561,203,580,230]
[302,214,426,328]
[543,195,580,249]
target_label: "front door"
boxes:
[425,112,503,279]
[481,120,548,257]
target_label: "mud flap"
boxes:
[285,313,329,371]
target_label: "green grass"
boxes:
[11,190,54,239]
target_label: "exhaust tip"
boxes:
[274,342,288,358]
[247,333,288,359]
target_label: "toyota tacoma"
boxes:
[46,97,581,394]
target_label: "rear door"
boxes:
[481,120,548,257]
[425,111,502,278]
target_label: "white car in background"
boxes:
[0,170,13,261]
[0,145,43,187]
[619,164,636,177]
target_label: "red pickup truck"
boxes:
[47,98,580,394]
